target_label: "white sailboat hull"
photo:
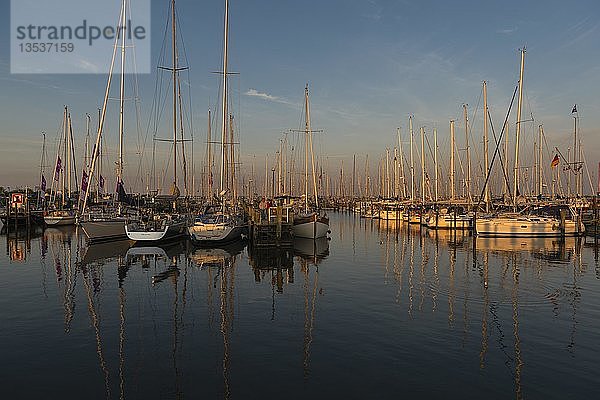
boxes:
[188,224,243,245]
[44,215,76,226]
[125,220,187,243]
[476,216,584,237]
[293,214,329,239]
[427,213,473,230]
[81,219,127,243]
[379,209,402,220]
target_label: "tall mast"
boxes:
[538,125,543,197]
[434,127,438,203]
[81,0,125,215]
[352,153,356,199]
[67,112,74,198]
[513,47,526,209]
[365,154,369,198]
[220,0,229,194]
[420,126,425,204]
[207,109,212,197]
[393,147,398,198]
[38,132,46,209]
[62,106,68,206]
[573,112,579,196]
[171,0,178,198]
[385,147,390,198]
[409,115,415,202]
[450,120,455,201]
[117,0,126,185]
[304,85,309,213]
[463,104,471,201]
[305,85,319,209]
[397,127,406,198]
[483,81,490,211]
[503,120,509,200]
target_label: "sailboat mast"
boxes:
[80,0,124,215]
[513,47,526,208]
[62,106,67,206]
[409,116,415,202]
[397,127,406,198]
[463,104,471,201]
[304,85,310,213]
[483,81,490,211]
[37,131,46,207]
[207,109,212,197]
[172,0,178,192]
[220,0,229,194]
[117,0,126,185]
[306,86,319,209]
[420,126,425,204]
[538,124,543,196]
[450,119,455,201]
[434,127,438,203]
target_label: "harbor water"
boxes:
[1,212,599,399]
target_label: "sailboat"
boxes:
[45,107,77,226]
[125,0,188,243]
[293,85,330,239]
[188,0,244,246]
[475,48,584,237]
[80,0,133,243]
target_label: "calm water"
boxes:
[1,213,599,399]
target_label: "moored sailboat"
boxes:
[293,85,330,239]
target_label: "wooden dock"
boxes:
[248,205,294,248]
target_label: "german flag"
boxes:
[551,154,560,168]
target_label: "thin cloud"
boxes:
[245,88,297,106]
[0,77,79,94]
[497,27,518,34]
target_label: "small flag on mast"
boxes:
[54,156,62,181]
[81,170,89,192]
[572,104,577,114]
[551,154,560,168]
[41,175,46,191]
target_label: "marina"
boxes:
[1,213,600,398]
[2,0,600,398]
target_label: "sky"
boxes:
[1,0,599,194]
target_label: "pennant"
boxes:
[551,154,560,168]
[41,175,47,192]
[54,156,62,181]
[572,104,577,114]
[81,170,89,192]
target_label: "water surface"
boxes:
[1,213,599,399]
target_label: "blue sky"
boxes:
[1,0,599,193]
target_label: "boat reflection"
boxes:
[248,245,294,294]
[189,241,246,270]
[476,236,580,262]
[293,237,330,265]
[80,239,134,266]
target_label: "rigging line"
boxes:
[580,150,594,196]
[476,84,519,210]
